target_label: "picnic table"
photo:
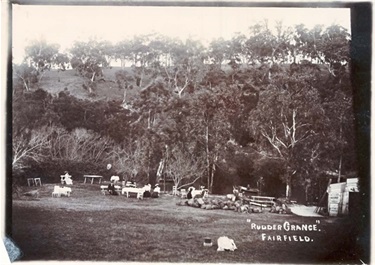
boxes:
[83,175,103,184]
[121,187,144,199]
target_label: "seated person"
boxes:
[61,171,67,184]
[108,181,117,195]
[64,176,73,185]
[61,171,73,185]
[152,184,161,198]
[143,184,152,198]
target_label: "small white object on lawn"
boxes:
[217,236,237,252]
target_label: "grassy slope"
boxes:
[38,67,129,101]
[11,184,360,263]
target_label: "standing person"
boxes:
[187,187,195,199]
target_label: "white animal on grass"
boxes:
[217,236,237,251]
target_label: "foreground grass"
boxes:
[11,184,362,263]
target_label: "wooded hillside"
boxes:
[12,22,357,203]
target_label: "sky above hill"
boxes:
[11,5,350,64]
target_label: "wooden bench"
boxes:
[83,175,103,184]
[100,185,121,195]
[242,196,275,208]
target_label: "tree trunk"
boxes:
[338,155,342,183]
[91,72,96,82]
[286,181,291,198]
[285,164,292,198]
[23,79,30,91]
[147,149,151,184]
[38,70,47,83]
[209,155,217,193]
[205,124,210,190]
[337,115,343,183]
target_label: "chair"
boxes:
[180,189,187,199]
[100,185,108,195]
[27,178,34,186]
[60,187,72,197]
[137,190,144,200]
[172,186,177,196]
[115,185,122,195]
[52,186,61,197]
[34,178,42,186]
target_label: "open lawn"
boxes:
[11,184,362,263]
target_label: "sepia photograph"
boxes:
[4,0,371,264]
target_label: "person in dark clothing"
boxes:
[108,181,117,195]
[187,187,194,199]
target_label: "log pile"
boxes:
[269,199,292,214]
[176,196,263,213]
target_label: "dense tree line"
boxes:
[12,21,356,202]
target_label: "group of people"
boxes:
[105,163,160,197]
[107,178,161,197]
[141,183,161,198]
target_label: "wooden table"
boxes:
[83,175,103,184]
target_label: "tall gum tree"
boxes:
[250,68,327,198]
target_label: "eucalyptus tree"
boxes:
[163,146,206,189]
[291,23,350,77]
[162,37,208,97]
[24,39,60,82]
[208,37,230,66]
[69,39,113,94]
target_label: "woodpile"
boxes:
[23,190,40,198]
[269,199,292,214]
[176,196,263,213]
